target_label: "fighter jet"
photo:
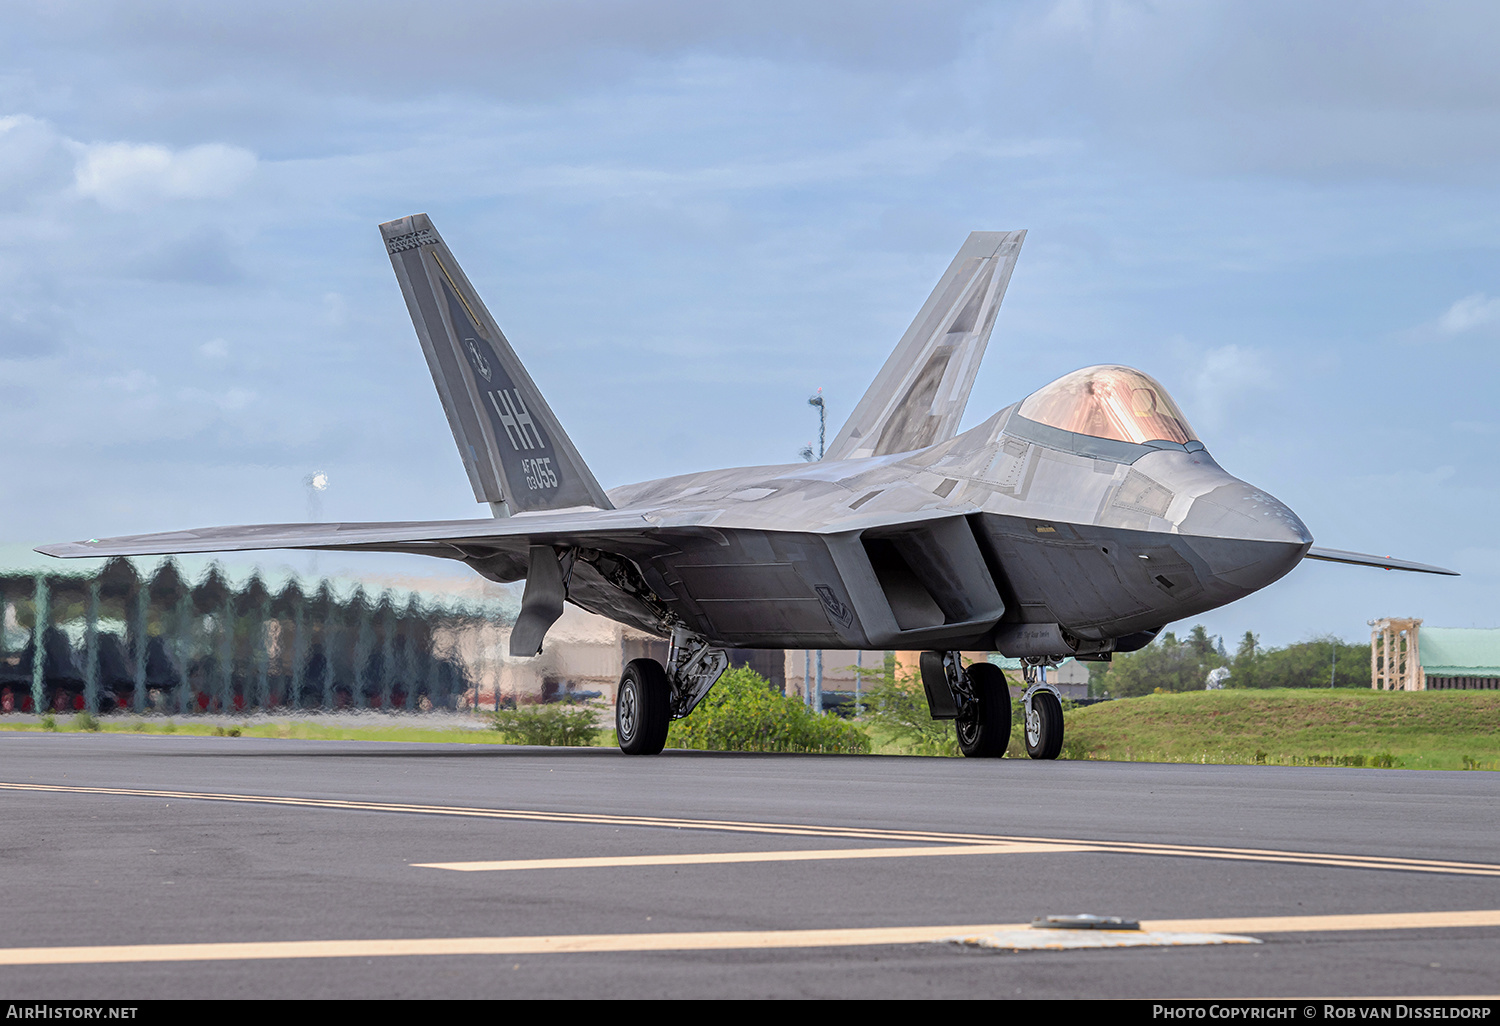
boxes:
[40,214,1456,758]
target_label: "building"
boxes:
[986,655,1092,700]
[1370,618,1500,690]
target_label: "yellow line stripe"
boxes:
[1148,910,1500,934]
[6,781,1499,878]
[0,782,977,846]
[414,842,1091,871]
[1,911,1496,967]
[416,844,1500,876]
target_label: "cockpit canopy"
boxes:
[1016,365,1198,445]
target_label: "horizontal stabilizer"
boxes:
[827,230,1025,461]
[381,213,612,515]
[1303,547,1458,576]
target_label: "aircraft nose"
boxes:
[1180,480,1313,547]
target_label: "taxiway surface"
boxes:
[1,732,1497,999]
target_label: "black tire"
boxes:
[957,663,1012,758]
[616,658,671,755]
[1024,689,1064,760]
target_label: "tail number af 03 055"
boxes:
[521,457,559,491]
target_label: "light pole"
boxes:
[799,390,826,712]
[304,471,327,578]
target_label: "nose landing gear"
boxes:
[1021,660,1065,760]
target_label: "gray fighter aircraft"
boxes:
[40,214,1455,758]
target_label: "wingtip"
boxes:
[1303,546,1459,576]
[34,542,86,559]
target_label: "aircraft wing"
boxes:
[36,508,669,564]
[1303,546,1458,576]
[826,230,1025,461]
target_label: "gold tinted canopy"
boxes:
[1017,365,1198,445]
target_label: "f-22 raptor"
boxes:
[41,214,1455,758]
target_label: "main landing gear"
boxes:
[955,661,1011,758]
[615,627,728,756]
[616,658,671,755]
[920,651,1065,760]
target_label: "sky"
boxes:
[2,0,1497,648]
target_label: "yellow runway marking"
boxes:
[6,780,1500,879]
[414,841,1090,871]
[0,911,1496,967]
[1147,909,1500,934]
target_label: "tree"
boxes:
[1232,631,1259,689]
[1101,628,1370,695]
[1252,635,1369,689]
[1100,628,1229,697]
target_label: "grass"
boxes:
[4,689,1497,769]
[0,713,619,747]
[1062,689,1500,770]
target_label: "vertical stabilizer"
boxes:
[381,214,612,515]
[826,230,1025,461]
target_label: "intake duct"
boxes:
[860,518,1004,633]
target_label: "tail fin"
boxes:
[826,230,1025,461]
[381,214,612,515]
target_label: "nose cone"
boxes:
[1180,481,1313,547]
[1176,479,1312,599]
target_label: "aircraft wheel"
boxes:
[956,663,1011,758]
[616,658,670,755]
[1024,690,1064,760]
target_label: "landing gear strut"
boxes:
[615,627,728,755]
[1021,660,1064,760]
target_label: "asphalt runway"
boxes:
[1,732,1498,1000]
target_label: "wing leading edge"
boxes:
[1303,546,1458,576]
[35,508,658,564]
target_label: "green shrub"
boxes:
[859,669,959,756]
[859,666,1044,758]
[667,667,871,754]
[70,712,101,732]
[492,704,603,746]
[40,713,57,732]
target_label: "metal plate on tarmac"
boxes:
[1032,913,1141,930]
[942,929,1260,951]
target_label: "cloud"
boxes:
[1183,343,1271,429]
[178,386,257,412]
[0,286,67,358]
[9,2,989,94]
[74,141,256,209]
[134,227,247,285]
[108,369,158,393]
[1438,293,1500,334]
[0,114,74,205]
[996,0,1500,181]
